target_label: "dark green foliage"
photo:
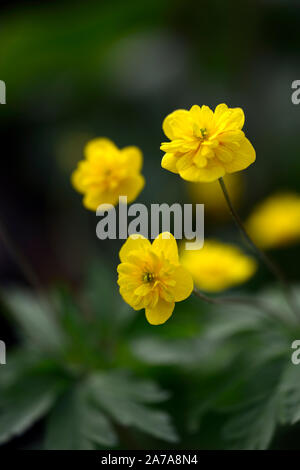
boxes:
[0,263,178,449]
[1,266,300,449]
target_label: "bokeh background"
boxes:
[1,0,300,450]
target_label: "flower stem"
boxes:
[218,177,299,319]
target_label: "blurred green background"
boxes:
[1,0,300,450]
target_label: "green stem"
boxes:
[218,177,299,320]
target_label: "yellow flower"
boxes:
[246,193,300,249]
[71,138,145,210]
[187,173,243,220]
[160,103,256,182]
[117,233,194,325]
[180,240,257,292]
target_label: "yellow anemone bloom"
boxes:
[160,103,256,182]
[246,193,300,249]
[180,240,257,292]
[117,233,194,325]
[71,138,145,210]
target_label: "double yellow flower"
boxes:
[72,103,256,209]
[117,233,193,325]
[161,103,256,182]
[71,137,144,210]
[71,103,299,325]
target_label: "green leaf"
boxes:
[131,304,266,368]
[3,289,65,352]
[221,358,293,450]
[87,370,178,443]
[279,365,300,425]
[203,303,265,341]
[131,336,217,366]
[0,374,63,445]
[83,261,135,331]
[0,350,38,390]
[45,384,117,450]
[223,393,280,450]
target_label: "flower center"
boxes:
[193,125,209,141]
[99,166,123,191]
[143,272,154,283]
[200,127,208,139]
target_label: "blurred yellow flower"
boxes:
[246,193,300,249]
[160,103,255,182]
[71,138,145,210]
[180,240,257,292]
[187,173,243,220]
[117,233,193,325]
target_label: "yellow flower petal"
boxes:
[246,193,300,249]
[214,145,233,163]
[83,189,119,210]
[162,110,192,140]
[145,298,175,325]
[181,240,257,292]
[152,232,179,264]
[172,266,194,301]
[179,162,225,182]
[118,175,145,203]
[214,103,228,119]
[119,286,141,310]
[121,146,143,173]
[71,163,87,194]
[161,153,179,174]
[189,104,201,120]
[214,104,245,130]
[200,104,214,125]
[222,137,256,173]
[84,138,117,159]
[119,235,151,263]
[194,146,214,168]
[176,153,194,172]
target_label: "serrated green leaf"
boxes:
[45,384,118,450]
[87,370,178,443]
[3,289,65,352]
[83,261,135,331]
[203,303,267,341]
[0,374,62,445]
[279,365,300,425]
[223,393,280,450]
